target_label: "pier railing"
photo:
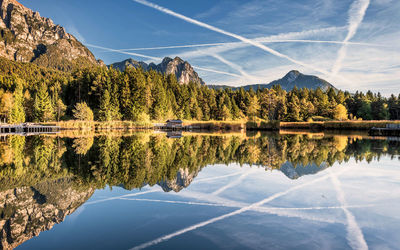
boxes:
[0,123,60,135]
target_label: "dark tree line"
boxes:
[0,58,399,123]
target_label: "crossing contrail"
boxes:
[131,0,349,82]
[119,198,223,207]
[329,170,368,250]
[211,54,257,81]
[192,66,241,77]
[212,170,254,195]
[112,40,385,52]
[85,190,159,205]
[129,170,346,250]
[195,172,244,182]
[120,197,374,212]
[331,0,370,76]
[85,43,162,61]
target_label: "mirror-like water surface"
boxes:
[0,132,399,249]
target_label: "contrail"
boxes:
[131,0,344,80]
[130,170,345,250]
[329,170,368,250]
[120,197,374,211]
[85,190,159,205]
[195,172,244,182]
[331,0,370,75]
[119,198,223,207]
[192,66,241,77]
[86,43,240,78]
[85,43,162,61]
[211,54,257,81]
[112,40,385,52]
[167,191,365,224]
[174,26,346,61]
[212,170,254,195]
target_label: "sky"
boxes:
[19,0,400,95]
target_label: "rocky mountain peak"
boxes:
[284,70,301,83]
[0,0,99,70]
[111,56,205,85]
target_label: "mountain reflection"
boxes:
[0,132,399,248]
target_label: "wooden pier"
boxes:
[0,123,60,136]
[369,124,400,136]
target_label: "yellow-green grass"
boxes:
[248,120,400,131]
[42,119,400,132]
[43,120,153,131]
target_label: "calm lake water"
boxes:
[1,131,399,250]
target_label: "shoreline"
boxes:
[44,120,400,131]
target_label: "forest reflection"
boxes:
[1,132,399,249]
[1,132,399,192]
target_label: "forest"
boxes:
[0,57,399,124]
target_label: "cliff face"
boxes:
[0,0,98,70]
[0,178,94,249]
[111,57,205,85]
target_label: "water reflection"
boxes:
[0,132,399,249]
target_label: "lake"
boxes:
[1,131,399,250]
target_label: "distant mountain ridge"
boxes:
[111,57,205,85]
[0,0,101,70]
[209,70,337,91]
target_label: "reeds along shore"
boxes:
[42,120,400,132]
[247,120,400,131]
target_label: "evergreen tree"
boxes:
[120,75,133,120]
[33,82,54,122]
[99,89,112,121]
[371,94,389,120]
[286,94,301,121]
[247,95,260,121]
[9,80,25,123]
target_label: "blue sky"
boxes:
[19,0,400,95]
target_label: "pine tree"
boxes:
[247,95,260,121]
[287,94,301,121]
[33,82,54,122]
[120,75,133,120]
[9,80,25,123]
[99,89,112,121]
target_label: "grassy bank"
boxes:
[247,120,400,131]
[41,119,400,132]
[183,120,245,131]
[44,120,153,131]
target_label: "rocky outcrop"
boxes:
[0,178,94,249]
[111,57,205,85]
[0,0,98,70]
[158,168,200,192]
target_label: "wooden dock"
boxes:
[369,124,400,136]
[0,123,60,136]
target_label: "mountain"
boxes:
[0,0,100,70]
[209,70,337,91]
[279,162,329,180]
[111,57,205,85]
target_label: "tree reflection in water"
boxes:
[0,132,399,249]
